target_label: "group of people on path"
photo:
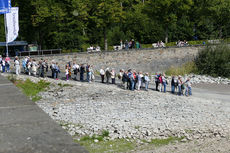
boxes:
[100,68,192,96]
[1,55,192,97]
[0,55,11,73]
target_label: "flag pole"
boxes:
[4,13,9,57]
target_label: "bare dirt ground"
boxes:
[135,137,230,153]
[193,83,230,103]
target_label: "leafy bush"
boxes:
[195,44,230,77]
[141,44,152,49]
[165,62,198,76]
[166,42,176,47]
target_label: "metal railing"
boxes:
[19,49,62,57]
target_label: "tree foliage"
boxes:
[195,44,230,77]
[1,0,230,50]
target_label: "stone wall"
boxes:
[18,46,203,73]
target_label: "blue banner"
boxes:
[0,0,11,14]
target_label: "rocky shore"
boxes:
[2,73,230,144]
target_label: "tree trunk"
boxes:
[104,29,108,51]
[165,26,168,43]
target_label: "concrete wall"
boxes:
[19,46,203,73]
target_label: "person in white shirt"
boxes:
[111,69,116,84]
[144,73,150,91]
[137,72,143,91]
[14,57,20,75]
[100,68,105,83]
[31,59,37,76]
[72,62,80,80]
[65,65,69,81]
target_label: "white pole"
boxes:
[4,13,9,57]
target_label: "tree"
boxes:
[146,0,193,43]
[91,0,124,50]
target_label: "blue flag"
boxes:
[0,0,11,14]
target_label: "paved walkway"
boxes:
[0,75,88,153]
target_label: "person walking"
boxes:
[100,68,105,83]
[185,78,192,96]
[86,64,90,82]
[111,69,116,84]
[162,73,167,93]
[159,73,163,92]
[155,73,160,91]
[50,60,55,78]
[31,59,37,76]
[128,70,135,91]
[65,65,69,81]
[122,71,128,89]
[14,57,20,75]
[80,64,85,81]
[1,58,5,73]
[105,68,111,83]
[54,62,60,80]
[178,76,183,96]
[73,62,80,80]
[27,59,32,76]
[5,56,10,72]
[137,72,143,90]
[171,76,176,94]
[0,55,2,72]
[144,73,150,91]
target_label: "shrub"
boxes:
[165,62,198,76]
[195,44,230,77]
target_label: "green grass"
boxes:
[57,83,73,88]
[141,44,153,49]
[148,136,184,147]
[165,61,198,76]
[77,135,184,153]
[74,130,135,153]
[76,138,135,153]
[16,79,50,102]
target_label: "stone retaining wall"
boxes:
[18,46,203,72]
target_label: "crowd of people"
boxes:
[0,55,11,73]
[0,56,192,97]
[99,68,192,96]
